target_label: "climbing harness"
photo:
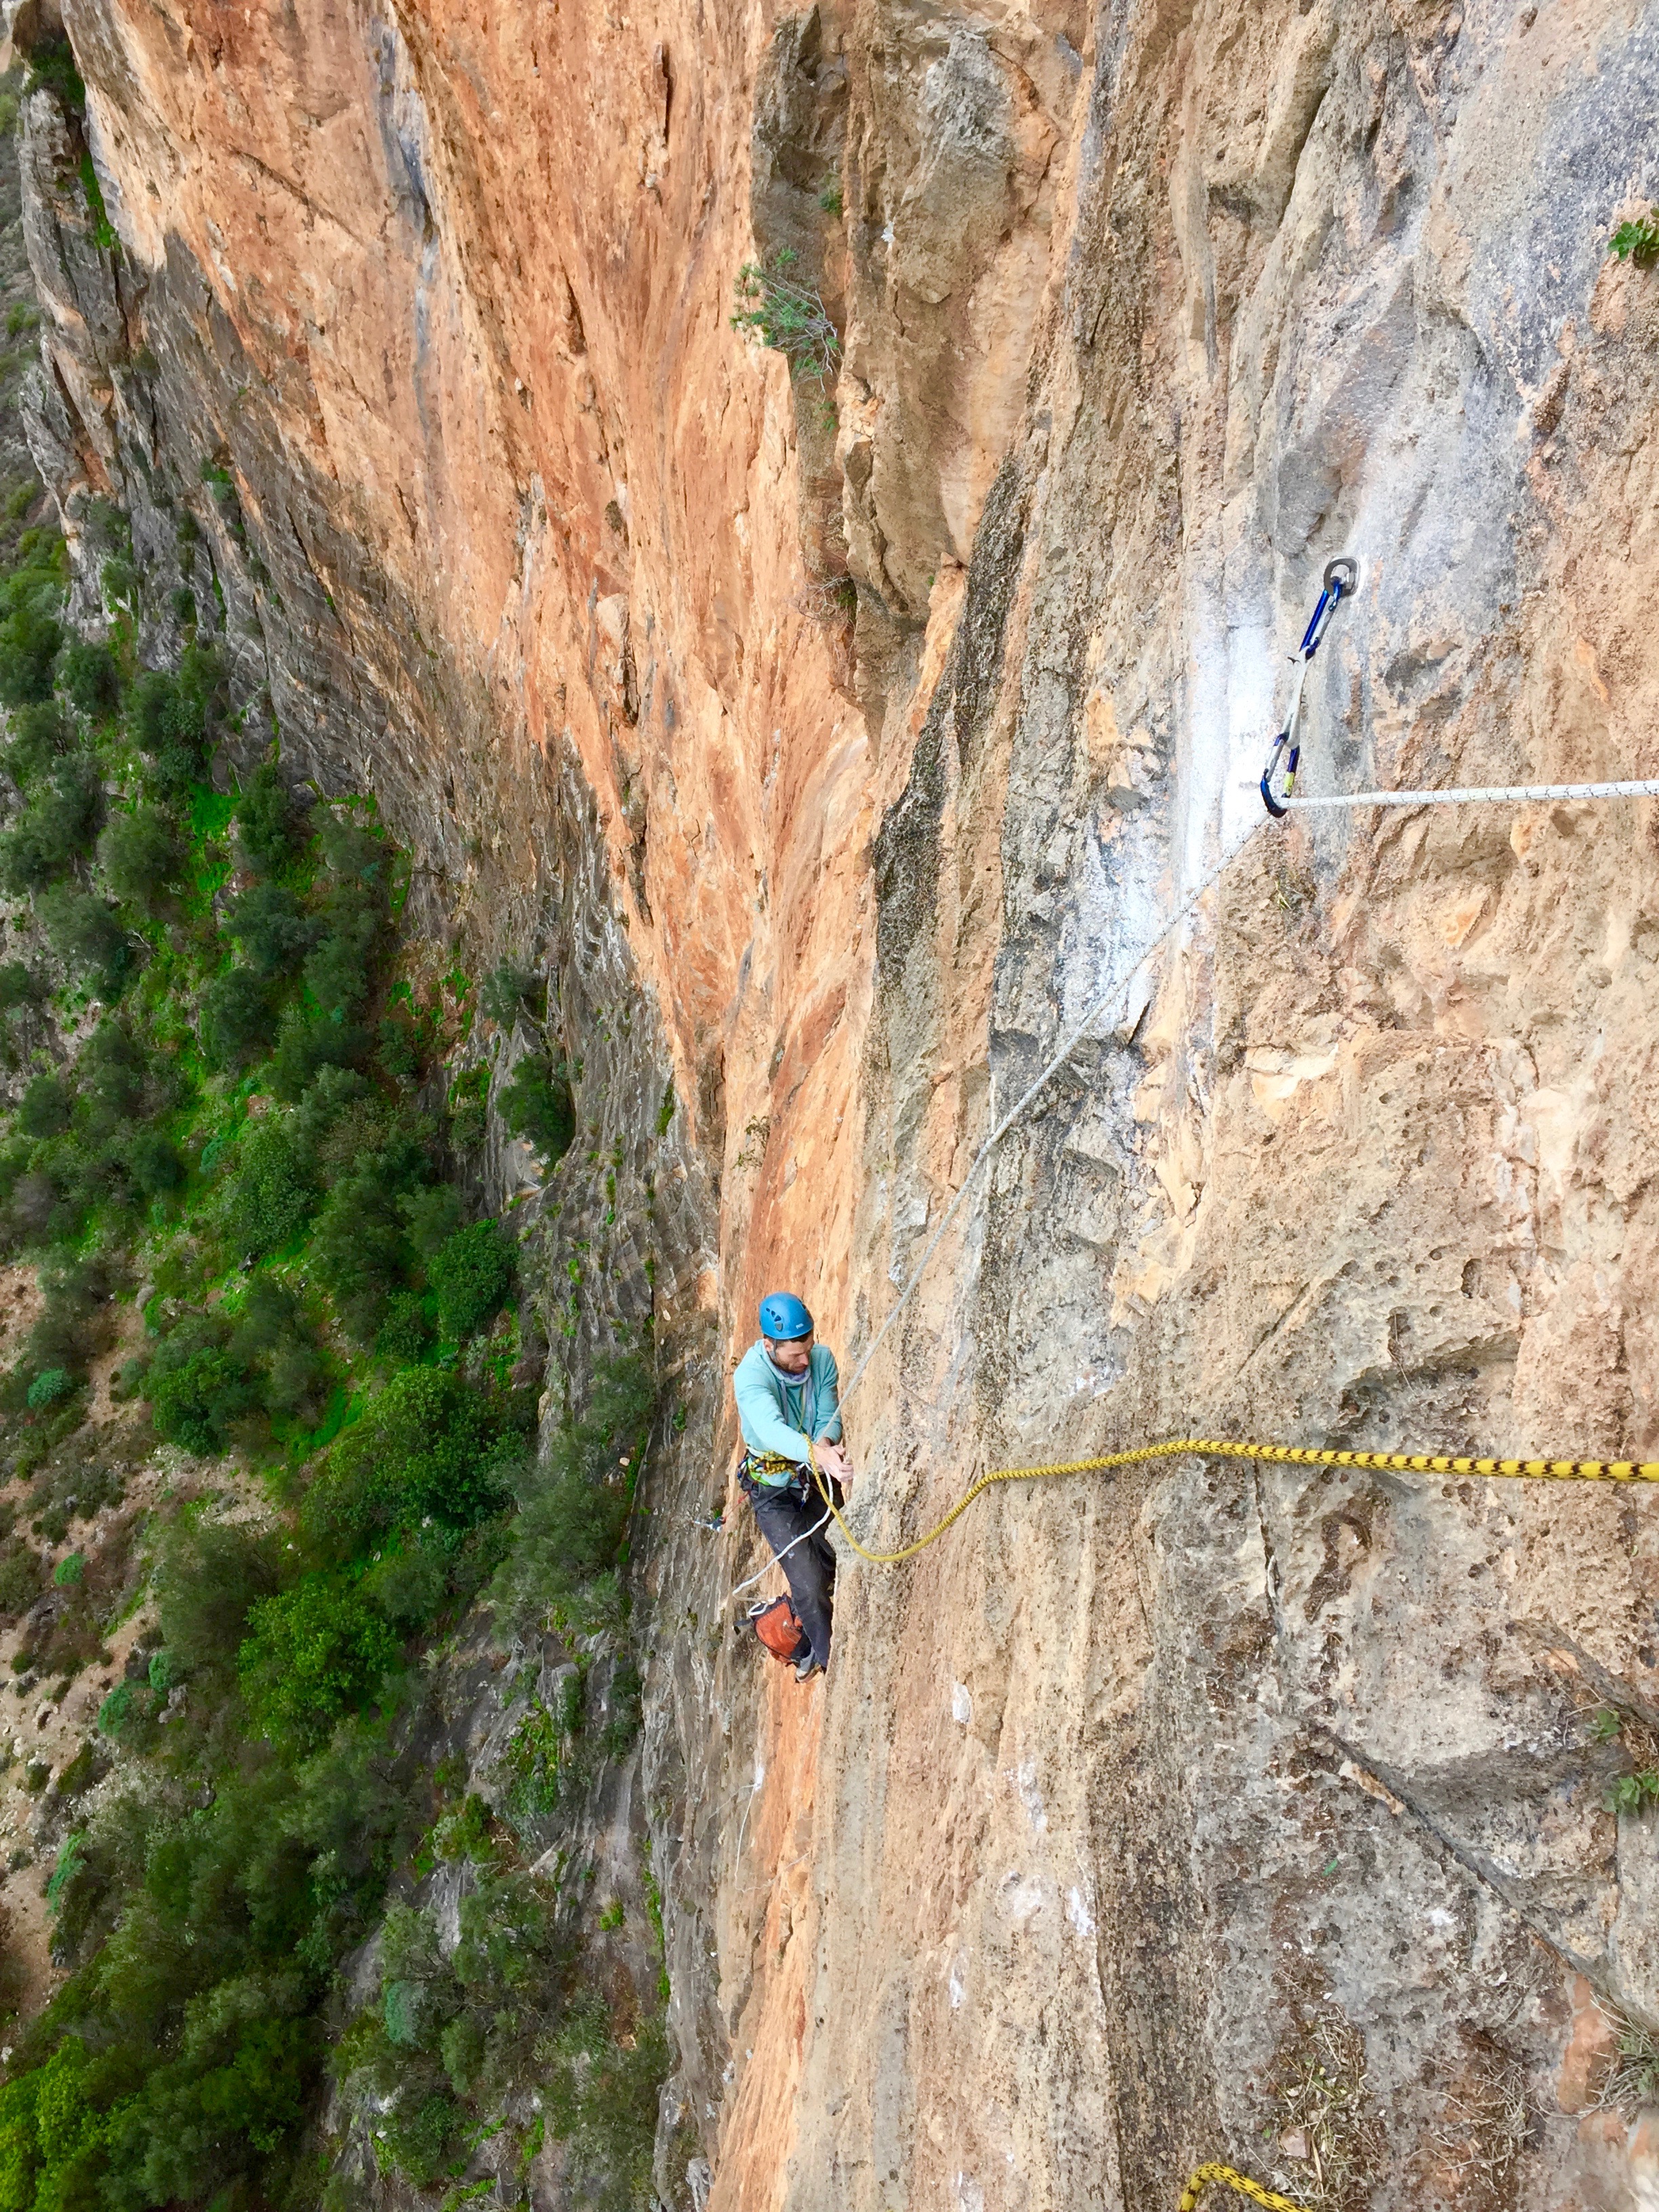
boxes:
[805,1434,1659,1570]
[1258,559,1358,817]
[1177,2164,1308,2212]
[1275,775,1659,809]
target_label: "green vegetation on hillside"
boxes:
[0,480,659,2210]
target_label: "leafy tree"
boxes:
[239,1575,400,1746]
[427,1218,516,1342]
[0,961,43,1012]
[492,1356,655,1626]
[57,637,120,718]
[228,1274,327,1425]
[97,805,184,910]
[499,1053,575,1163]
[0,586,61,706]
[145,1320,257,1456]
[224,879,317,978]
[37,884,130,993]
[124,1125,185,1198]
[2,699,67,786]
[0,755,104,891]
[17,1072,70,1140]
[233,761,308,876]
[127,655,215,797]
[224,1119,316,1256]
[153,1513,281,1683]
[302,1368,514,1558]
[373,1292,432,1370]
[480,961,543,1027]
[199,964,271,1070]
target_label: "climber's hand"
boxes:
[815,1439,852,1490]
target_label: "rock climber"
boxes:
[733,1292,852,1681]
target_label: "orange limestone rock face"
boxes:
[14,0,1659,2204]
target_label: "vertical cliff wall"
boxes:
[10,0,1659,2205]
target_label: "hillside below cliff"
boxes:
[0,1,1656,2209]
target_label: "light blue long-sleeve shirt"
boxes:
[733,1339,842,1480]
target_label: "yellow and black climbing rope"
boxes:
[806,1435,1659,1568]
[1177,2163,1308,2212]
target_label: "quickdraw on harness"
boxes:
[1258,558,1357,818]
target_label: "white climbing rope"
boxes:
[729,1508,832,1599]
[1278,778,1659,808]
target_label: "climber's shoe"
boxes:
[794,1655,823,1683]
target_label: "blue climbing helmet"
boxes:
[759,1291,813,1342]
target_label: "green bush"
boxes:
[498,1053,575,1162]
[124,1125,184,1198]
[56,638,120,718]
[239,1574,401,1746]
[480,962,543,1027]
[228,1274,327,1425]
[492,1355,654,1628]
[0,1542,43,1619]
[17,1073,71,1140]
[3,698,68,785]
[152,1513,280,1681]
[52,1551,83,1587]
[0,588,62,707]
[427,1218,516,1341]
[224,1118,316,1256]
[308,1172,413,1343]
[199,965,273,1070]
[37,884,130,992]
[144,1322,256,1456]
[97,805,184,909]
[0,756,104,891]
[302,1368,515,1558]
[233,761,309,876]
[268,1002,369,1102]
[373,1292,432,1370]
[26,1367,73,1409]
[23,35,86,110]
[128,661,211,796]
[225,880,317,977]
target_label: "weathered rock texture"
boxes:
[12,0,1659,2203]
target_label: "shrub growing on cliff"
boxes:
[57,637,120,718]
[302,1367,516,1557]
[38,884,130,994]
[498,1052,575,1164]
[239,1573,401,1746]
[97,803,184,910]
[226,878,319,977]
[491,1354,655,1630]
[731,249,840,381]
[0,755,104,890]
[1610,206,1659,267]
[427,1218,516,1342]
[224,1118,317,1256]
[199,964,273,1070]
[234,760,310,876]
[0,581,62,705]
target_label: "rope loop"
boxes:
[1177,2163,1309,2212]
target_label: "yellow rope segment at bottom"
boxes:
[1177,2163,1309,2212]
[805,1435,1659,1568]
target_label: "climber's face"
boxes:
[766,1333,813,1376]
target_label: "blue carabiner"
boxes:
[1260,727,1299,819]
[1261,558,1357,821]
